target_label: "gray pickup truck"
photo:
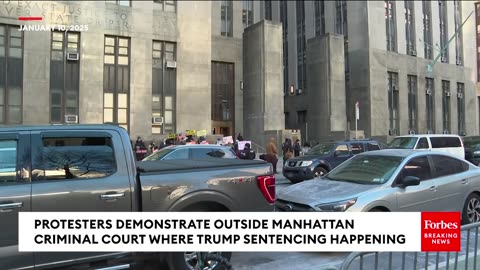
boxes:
[0,124,275,270]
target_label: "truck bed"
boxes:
[136,158,270,173]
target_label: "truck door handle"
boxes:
[100,193,125,200]
[461,179,470,185]
[0,202,23,211]
[429,186,437,191]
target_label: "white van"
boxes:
[388,134,465,159]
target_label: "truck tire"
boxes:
[167,252,232,270]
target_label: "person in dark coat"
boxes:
[282,139,294,163]
[293,139,301,157]
[134,136,147,161]
[233,142,241,158]
[240,143,256,160]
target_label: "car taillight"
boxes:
[257,175,275,204]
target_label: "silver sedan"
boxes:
[276,149,480,224]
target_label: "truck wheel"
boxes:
[313,167,328,178]
[167,252,232,270]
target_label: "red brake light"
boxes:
[257,175,275,204]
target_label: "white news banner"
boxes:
[19,212,421,252]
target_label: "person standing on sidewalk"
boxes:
[266,137,279,174]
[293,139,301,157]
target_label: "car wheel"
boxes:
[463,193,480,224]
[313,167,328,178]
[167,252,232,270]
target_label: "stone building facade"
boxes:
[1,0,478,144]
[0,0,268,141]
[274,1,479,142]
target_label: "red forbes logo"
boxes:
[421,212,461,252]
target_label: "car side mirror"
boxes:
[334,150,341,156]
[400,176,421,188]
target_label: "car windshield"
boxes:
[387,137,417,149]
[326,155,404,184]
[306,143,334,155]
[142,148,175,161]
[463,137,480,150]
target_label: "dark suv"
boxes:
[463,136,480,166]
[282,139,382,183]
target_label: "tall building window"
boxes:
[0,25,23,124]
[106,0,131,7]
[387,72,399,135]
[385,0,397,52]
[441,80,450,133]
[405,1,416,55]
[296,1,306,92]
[457,83,465,135]
[153,0,176,12]
[439,0,448,62]
[476,3,480,81]
[264,0,272,21]
[103,36,130,131]
[280,1,288,95]
[212,62,235,136]
[426,78,435,133]
[407,75,418,132]
[454,0,463,65]
[50,31,80,124]
[315,0,325,36]
[221,0,233,37]
[152,41,177,134]
[422,0,433,59]
[335,0,347,35]
[243,1,254,28]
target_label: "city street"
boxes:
[230,161,480,270]
[232,164,349,270]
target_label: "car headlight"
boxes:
[474,151,480,157]
[284,161,289,167]
[316,198,357,212]
[300,161,313,166]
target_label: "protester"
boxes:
[134,136,147,161]
[282,138,294,163]
[240,143,256,160]
[265,137,279,174]
[293,139,301,157]
[233,142,241,158]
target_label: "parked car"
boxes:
[387,134,465,159]
[0,124,275,270]
[463,136,480,166]
[282,139,383,183]
[277,149,480,224]
[142,144,238,161]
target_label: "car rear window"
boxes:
[430,137,462,148]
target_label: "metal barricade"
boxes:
[339,222,480,270]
